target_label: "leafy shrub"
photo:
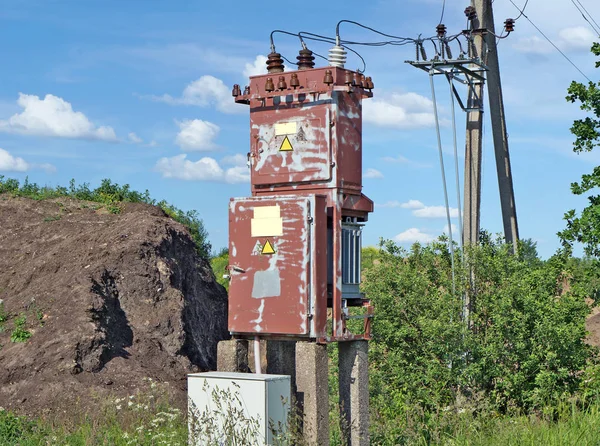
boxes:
[362,236,597,443]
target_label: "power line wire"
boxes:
[571,0,600,36]
[513,0,530,21]
[508,0,592,82]
[439,0,446,25]
[575,0,600,34]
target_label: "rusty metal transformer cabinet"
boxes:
[229,66,374,343]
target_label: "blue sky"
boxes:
[0,0,599,258]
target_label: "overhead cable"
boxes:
[570,0,600,37]
[439,0,446,25]
[508,0,592,82]
[429,71,457,296]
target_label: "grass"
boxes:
[443,404,600,446]
[0,383,187,446]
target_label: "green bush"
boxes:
[363,236,598,443]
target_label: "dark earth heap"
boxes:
[0,196,228,416]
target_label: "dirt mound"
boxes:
[0,196,228,416]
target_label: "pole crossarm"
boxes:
[406,58,488,112]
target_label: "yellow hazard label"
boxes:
[261,239,276,255]
[279,136,293,152]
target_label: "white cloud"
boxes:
[221,153,247,165]
[403,199,426,209]
[558,26,596,51]
[512,36,552,54]
[363,92,436,129]
[394,228,434,244]
[413,206,459,218]
[37,163,57,173]
[376,199,459,218]
[377,199,424,209]
[148,140,158,147]
[155,153,249,184]
[364,168,383,179]
[513,26,596,54]
[128,132,143,144]
[381,155,411,163]
[443,223,458,234]
[152,75,243,114]
[175,119,220,151]
[0,93,117,141]
[0,148,29,172]
[243,55,268,78]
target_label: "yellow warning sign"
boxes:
[261,239,276,255]
[279,136,293,152]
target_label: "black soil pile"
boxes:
[0,195,228,416]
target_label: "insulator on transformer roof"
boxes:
[328,45,347,68]
[297,48,315,70]
[266,52,285,73]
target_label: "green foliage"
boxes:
[157,201,211,259]
[0,410,42,445]
[363,236,597,443]
[210,248,230,290]
[0,386,187,445]
[559,42,600,256]
[10,315,32,343]
[0,176,212,259]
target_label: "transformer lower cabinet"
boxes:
[216,339,369,446]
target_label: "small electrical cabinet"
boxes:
[188,372,291,446]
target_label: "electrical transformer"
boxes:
[229,62,374,343]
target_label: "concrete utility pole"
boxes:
[464,0,519,252]
[462,13,484,248]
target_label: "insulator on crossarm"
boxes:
[419,43,427,61]
[504,18,515,33]
[297,48,316,70]
[464,6,477,21]
[266,52,285,73]
[328,45,347,68]
[444,42,453,59]
[436,24,447,38]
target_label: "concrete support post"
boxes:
[339,341,369,446]
[296,342,329,445]
[267,340,297,396]
[216,339,248,373]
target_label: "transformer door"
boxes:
[250,105,331,186]
[228,195,326,337]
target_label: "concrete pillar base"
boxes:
[339,340,369,446]
[296,341,329,446]
[267,340,297,394]
[216,339,249,373]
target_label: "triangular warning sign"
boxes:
[279,136,293,152]
[261,239,276,255]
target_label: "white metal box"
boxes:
[188,372,290,446]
